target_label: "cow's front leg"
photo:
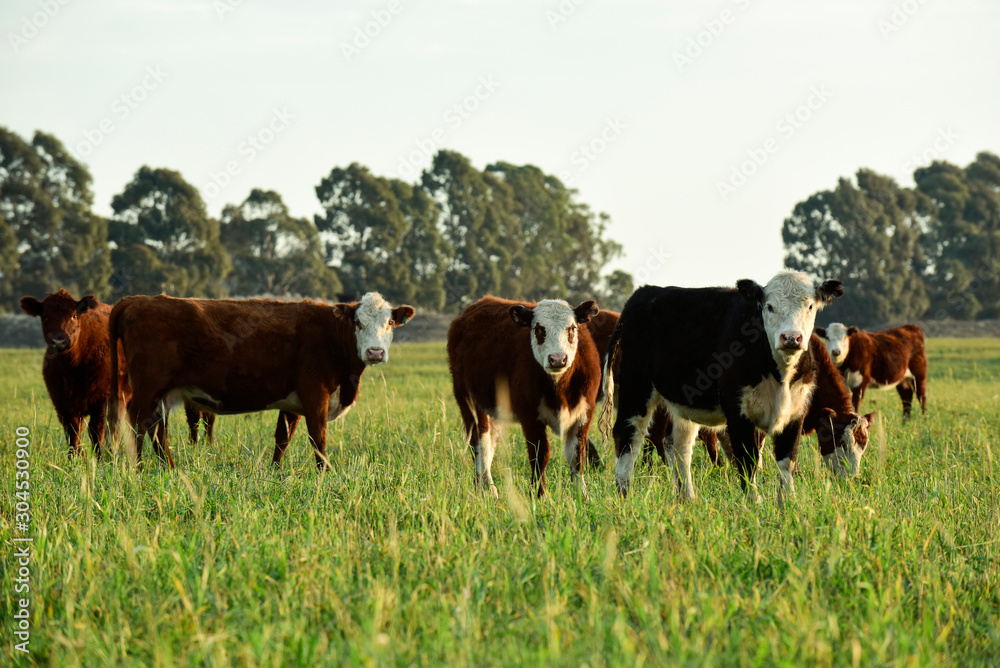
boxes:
[523,421,551,498]
[305,409,329,471]
[772,420,803,507]
[60,414,82,455]
[851,379,868,413]
[87,406,106,459]
[562,418,591,499]
[726,416,762,503]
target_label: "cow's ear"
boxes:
[816,279,845,305]
[391,305,415,327]
[20,296,43,317]
[332,303,359,321]
[736,279,764,306]
[847,326,860,336]
[509,304,534,328]
[814,326,827,338]
[573,300,599,324]
[862,411,876,426]
[75,295,99,315]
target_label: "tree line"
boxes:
[783,151,1000,326]
[3,125,997,325]
[0,127,634,314]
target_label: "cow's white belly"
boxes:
[663,400,726,428]
[871,368,915,390]
[740,375,813,435]
[267,391,304,413]
[266,388,352,422]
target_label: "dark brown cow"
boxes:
[20,289,117,455]
[815,323,928,418]
[109,292,414,468]
[447,297,601,497]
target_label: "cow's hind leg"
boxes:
[148,405,175,468]
[667,415,698,501]
[912,354,929,414]
[644,409,670,464]
[523,421,551,498]
[896,379,915,419]
[474,411,498,496]
[272,411,301,465]
[613,387,657,497]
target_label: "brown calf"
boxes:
[20,290,117,455]
[447,297,601,497]
[109,292,413,468]
[815,323,927,418]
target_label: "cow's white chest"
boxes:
[537,399,589,437]
[740,375,813,435]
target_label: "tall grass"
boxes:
[2,340,998,665]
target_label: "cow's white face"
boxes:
[510,299,598,377]
[821,322,852,365]
[740,272,844,368]
[334,292,415,366]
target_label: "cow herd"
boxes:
[19,269,929,503]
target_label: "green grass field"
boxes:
[2,340,998,666]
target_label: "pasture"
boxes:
[2,339,998,666]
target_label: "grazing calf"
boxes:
[109,292,414,468]
[799,334,875,477]
[815,323,927,418]
[20,290,118,456]
[447,297,601,497]
[607,271,844,502]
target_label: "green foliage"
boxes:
[783,169,930,326]
[916,152,1000,320]
[109,166,232,298]
[1,339,998,664]
[0,127,111,311]
[221,189,341,299]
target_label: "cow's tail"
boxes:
[107,301,134,462]
[598,319,624,446]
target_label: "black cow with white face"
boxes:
[605,271,844,503]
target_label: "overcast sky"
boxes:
[2,0,998,291]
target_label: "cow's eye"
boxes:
[387,319,394,328]
[766,304,774,313]
[808,304,814,311]
[355,320,363,330]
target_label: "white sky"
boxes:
[2,0,998,291]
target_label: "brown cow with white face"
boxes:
[447,297,601,498]
[108,292,414,469]
[815,323,927,418]
[20,289,116,455]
